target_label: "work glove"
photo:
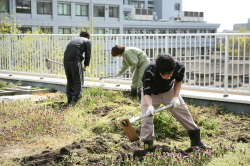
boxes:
[170,97,180,108]
[146,105,155,116]
[115,73,121,77]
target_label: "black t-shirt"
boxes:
[64,37,91,66]
[142,60,185,95]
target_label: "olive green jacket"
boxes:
[118,47,149,74]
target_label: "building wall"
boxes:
[233,18,250,31]
[8,0,124,34]
[154,0,182,20]
[4,0,219,35]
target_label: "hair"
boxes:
[111,45,126,57]
[155,53,176,75]
[79,30,90,38]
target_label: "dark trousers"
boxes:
[64,61,84,98]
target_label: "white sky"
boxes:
[182,0,250,32]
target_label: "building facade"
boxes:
[1,0,219,34]
[233,18,250,31]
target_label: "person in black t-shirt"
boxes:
[64,30,91,104]
[140,53,211,149]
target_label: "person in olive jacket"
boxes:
[64,30,91,104]
[111,45,150,101]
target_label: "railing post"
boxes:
[8,36,12,76]
[223,35,229,97]
[40,36,44,79]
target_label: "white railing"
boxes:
[0,33,249,95]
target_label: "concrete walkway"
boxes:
[0,73,249,113]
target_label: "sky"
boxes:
[182,0,250,32]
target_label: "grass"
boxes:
[0,81,249,166]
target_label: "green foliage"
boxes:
[219,34,250,57]
[154,111,186,140]
[0,12,22,34]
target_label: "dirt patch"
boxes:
[17,133,249,166]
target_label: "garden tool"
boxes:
[45,58,64,69]
[120,104,174,142]
[99,73,132,87]
[45,58,85,71]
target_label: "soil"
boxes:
[1,100,250,166]
[16,133,249,166]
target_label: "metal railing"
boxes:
[0,33,249,95]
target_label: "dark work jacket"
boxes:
[142,60,185,96]
[64,37,91,66]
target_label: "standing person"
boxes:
[140,53,211,149]
[63,30,91,104]
[111,45,150,101]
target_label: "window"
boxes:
[37,2,52,14]
[124,29,131,34]
[184,11,188,16]
[148,1,154,5]
[191,47,195,55]
[200,12,204,17]
[146,30,154,39]
[94,6,104,17]
[169,48,176,56]
[135,8,141,15]
[174,3,180,10]
[58,28,71,34]
[189,30,196,38]
[189,12,193,17]
[0,1,9,12]
[109,29,118,34]
[180,30,187,38]
[109,6,118,18]
[194,12,198,17]
[208,30,215,38]
[58,3,70,15]
[19,27,32,33]
[200,30,206,38]
[94,29,105,34]
[39,27,52,34]
[148,7,154,11]
[148,9,153,15]
[169,30,177,38]
[16,0,31,13]
[182,48,185,56]
[76,4,88,16]
[189,30,196,33]
[128,0,133,5]
[142,9,147,15]
[134,1,144,8]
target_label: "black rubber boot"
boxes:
[143,140,153,149]
[67,96,72,105]
[137,90,141,102]
[72,96,79,103]
[188,129,212,149]
[131,87,137,98]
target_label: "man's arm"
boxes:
[144,94,152,106]
[173,81,182,97]
[84,41,91,67]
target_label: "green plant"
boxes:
[154,111,186,140]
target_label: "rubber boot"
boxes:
[188,129,212,149]
[143,140,153,149]
[72,96,78,103]
[137,90,141,102]
[131,87,137,98]
[67,96,72,105]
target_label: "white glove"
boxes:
[115,73,121,77]
[146,105,155,116]
[170,97,180,108]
